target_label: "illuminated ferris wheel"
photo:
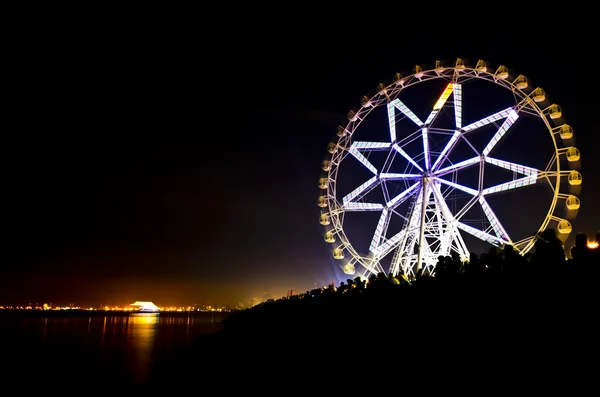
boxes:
[318,58,582,280]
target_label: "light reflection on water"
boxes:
[126,313,160,384]
[0,312,224,388]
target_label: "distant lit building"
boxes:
[130,301,159,312]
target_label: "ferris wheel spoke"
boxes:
[433,177,479,196]
[380,173,421,180]
[349,147,378,175]
[375,229,407,258]
[422,127,431,169]
[387,103,397,142]
[369,208,391,253]
[391,99,424,127]
[351,142,392,150]
[454,195,479,221]
[482,109,519,156]
[435,156,480,177]
[454,83,462,128]
[481,174,538,195]
[343,202,385,211]
[424,83,455,125]
[431,130,462,171]
[462,107,515,133]
[386,182,420,208]
[392,143,424,172]
[424,110,439,127]
[342,176,378,204]
[481,156,541,195]
[456,221,508,246]
[485,157,538,176]
[478,196,512,243]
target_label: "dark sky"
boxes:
[2,20,598,307]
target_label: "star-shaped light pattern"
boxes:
[338,81,558,278]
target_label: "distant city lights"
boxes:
[0,304,231,312]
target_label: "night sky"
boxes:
[3,21,598,308]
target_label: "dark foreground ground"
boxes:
[145,272,598,393]
[3,270,595,393]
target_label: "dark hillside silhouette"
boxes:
[148,232,599,391]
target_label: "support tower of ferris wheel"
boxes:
[318,58,582,280]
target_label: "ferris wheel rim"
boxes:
[318,59,579,279]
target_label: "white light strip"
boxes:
[432,130,461,171]
[422,127,430,170]
[462,107,514,133]
[343,176,378,204]
[376,230,407,257]
[393,143,424,172]
[435,156,480,175]
[434,83,454,110]
[391,99,424,126]
[481,175,537,195]
[380,173,421,180]
[349,147,378,175]
[478,196,510,242]
[369,208,389,253]
[454,84,462,128]
[351,141,392,150]
[434,177,479,196]
[344,202,385,211]
[425,110,439,125]
[456,221,508,246]
[485,157,538,176]
[386,183,419,207]
[482,109,519,156]
[387,103,397,142]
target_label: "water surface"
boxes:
[0,312,225,389]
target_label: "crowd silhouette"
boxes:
[153,229,599,390]
[222,229,598,328]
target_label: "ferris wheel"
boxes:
[318,58,582,280]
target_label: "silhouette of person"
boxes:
[502,244,527,274]
[570,233,593,266]
[529,228,565,274]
